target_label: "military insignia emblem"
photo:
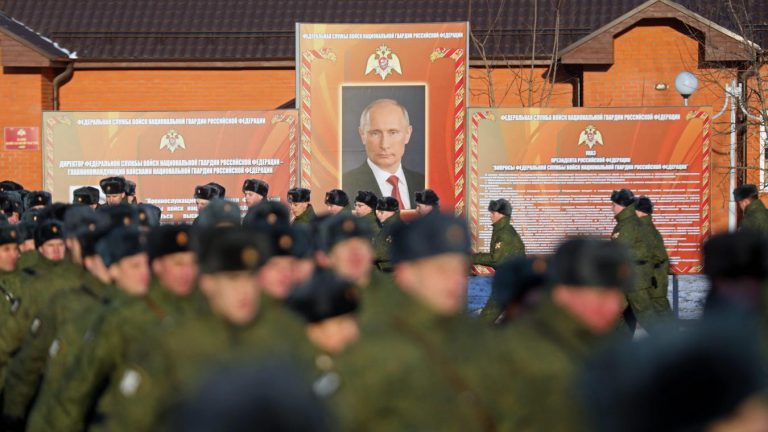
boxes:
[160,129,186,153]
[578,125,604,149]
[139,212,146,221]
[119,369,142,396]
[176,231,188,247]
[241,247,260,267]
[51,225,58,234]
[494,241,502,250]
[279,234,293,250]
[123,216,131,226]
[49,339,60,358]
[612,232,620,239]
[267,213,278,225]
[365,45,403,80]
[30,318,41,335]
[385,235,392,244]
[77,197,83,203]
[342,219,356,233]
[9,230,16,239]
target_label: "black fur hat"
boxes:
[34,220,65,248]
[242,179,269,197]
[287,188,311,203]
[354,191,378,210]
[137,204,162,227]
[194,184,222,201]
[0,181,24,193]
[286,270,359,323]
[635,196,653,215]
[610,189,635,207]
[243,201,290,229]
[99,177,126,195]
[73,186,100,206]
[733,184,759,202]
[488,199,512,216]
[414,189,440,207]
[551,238,633,292]
[391,214,470,263]
[324,189,349,207]
[24,191,52,209]
[376,196,400,212]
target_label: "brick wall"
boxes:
[0,47,51,189]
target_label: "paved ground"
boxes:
[468,275,709,320]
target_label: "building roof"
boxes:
[0,0,765,62]
[0,10,74,60]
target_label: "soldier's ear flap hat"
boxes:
[99,177,126,195]
[194,184,219,201]
[124,180,136,197]
[733,184,759,202]
[492,256,551,310]
[34,220,65,249]
[243,179,269,197]
[136,204,162,228]
[634,196,654,215]
[0,192,23,216]
[287,188,311,203]
[414,189,440,207]
[610,189,635,207]
[73,186,100,206]
[196,199,241,228]
[376,197,399,213]
[488,199,512,216]
[703,231,768,280]
[0,180,24,193]
[317,213,371,253]
[95,226,146,268]
[551,238,633,292]
[324,189,349,207]
[148,224,192,261]
[286,270,359,323]
[391,214,470,264]
[243,201,290,229]
[355,191,378,210]
[197,228,272,274]
[206,182,226,199]
[97,204,139,229]
[0,225,20,246]
[24,191,52,209]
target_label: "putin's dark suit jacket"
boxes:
[342,163,424,209]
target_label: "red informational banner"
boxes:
[43,111,298,223]
[4,127,40,150]
[468,107,711,274]
[296,22,469,214]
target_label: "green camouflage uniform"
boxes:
[359,211,381,239]
[3,271,112,423]
[107,294,311,431]
[611,204,657,333]
[472,216,525,321]
[293,205,316,225]
[33,280,194,432]
[0,258,82,389]
[741,199,768,234]
[372,213,400,272]
[336,289,498,431]
[490,299,606,431]
[638,215,673,317]
[16,250,39,270]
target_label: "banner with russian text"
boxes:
[468,107,712,274]
[296,22,468,214]
[43,110,298,223]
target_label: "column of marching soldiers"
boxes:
[0,176,767,431]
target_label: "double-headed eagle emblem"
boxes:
[365,45,402,80]
[160,129,185,153]
[578,125,604,149]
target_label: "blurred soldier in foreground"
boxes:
[242,179,269,208]
[734,183,768,233]
[486,255,549,325]
[494,238,632,431]
[582,316,768,432]
[338,214,497,430]
[634,196,673,318]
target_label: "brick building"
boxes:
[1,0,767,232]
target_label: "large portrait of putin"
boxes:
[341,85,426,210]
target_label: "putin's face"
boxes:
[359,102,412,173]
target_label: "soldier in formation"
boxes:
[0,176,766,431]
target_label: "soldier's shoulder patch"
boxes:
[494,241,503,250]
[611,232,620,239]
